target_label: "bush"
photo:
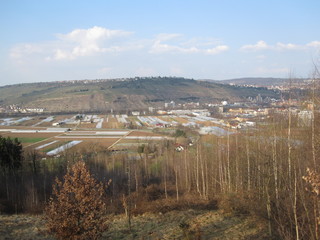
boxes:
[45,161,108,240]
[218,193,250,215]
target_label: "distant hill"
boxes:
[0,77,280,113]
[206,77,306,87]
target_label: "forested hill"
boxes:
[0,77,280,112]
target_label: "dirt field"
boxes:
[0,210,267,240]
[77,122,97,129]
[103,115,120,129]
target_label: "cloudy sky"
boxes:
[1,0,319,86]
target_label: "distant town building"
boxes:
[165,101,175,108]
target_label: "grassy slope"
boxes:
[0,210,267,240]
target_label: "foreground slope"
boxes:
[0,210,268,239]
[0,77,279,112]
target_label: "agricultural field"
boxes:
[0,114,174,156]
[0,113,233,157]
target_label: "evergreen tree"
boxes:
[0,136,23,173]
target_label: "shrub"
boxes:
[218,193,250,215]
[45,161,108,240]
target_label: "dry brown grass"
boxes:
[0,210,268,240]
[0,214,54,240]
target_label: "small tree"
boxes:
[45,161,108,240]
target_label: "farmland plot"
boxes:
[76,138,120,148]
[46,140,82,156]
[101,115,110,128]
[32,116,54,127]
[0,132,61,147]
[104,115,119,128]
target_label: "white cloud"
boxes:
[10,26,133,61]
[149,34,228,55]
[57,26,130,42]
[240,40,269,51]
[10,27,229,63]
[10,44,44,59]
[275,42,302,50]
[53,49,70,60]
[51,26,132,60]
[150,40,200,54]
[241,40,320,52]
[206,45,229,55]
[307,41,320,48]
[154,33,182,42]
[149,34,198,54]
[181,37,221,48]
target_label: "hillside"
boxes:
[0,77,279,112]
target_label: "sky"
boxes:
[1,0,320,86]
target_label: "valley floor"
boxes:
[0,210,268,240]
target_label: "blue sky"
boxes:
[1,0,319,85]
